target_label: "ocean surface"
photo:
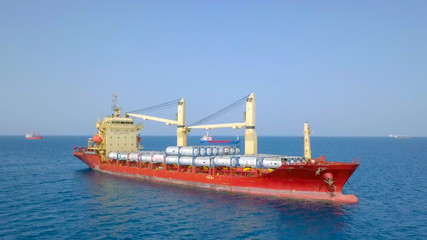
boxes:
[0,136,426,239]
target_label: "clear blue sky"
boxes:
[1,1,426,136]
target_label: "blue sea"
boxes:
[0,136,426,239]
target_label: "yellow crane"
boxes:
[188,93,257,154]
[303,122,312,160]
[126,98,188,147]
[126,93,258,154]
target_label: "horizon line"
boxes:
[2,135,425,138]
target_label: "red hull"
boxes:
[26,137,42,140]
[200,140,239,144]
[73,148,359,203]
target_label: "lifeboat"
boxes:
[93,134,102,143]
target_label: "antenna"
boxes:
[112,93,121,117]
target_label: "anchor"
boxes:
[322,172,336,190]
[324,178,335,188]
[315,167,327,176]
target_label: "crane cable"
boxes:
[128,98,181,114]
[189,94,250,126]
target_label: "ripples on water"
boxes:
[0,136,426,239]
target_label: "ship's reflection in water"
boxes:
[78,169,356,239]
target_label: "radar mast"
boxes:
[112,93,121,117]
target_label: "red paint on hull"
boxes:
[207,140,232,143]
[26,137,42,139]
[73,148,359,203]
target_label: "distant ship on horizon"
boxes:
[388,134,411,139]
[25,133,42,140]
[200,134,240,144]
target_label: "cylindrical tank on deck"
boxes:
[211,146,218,155]
[288,158,302,164]
[217,146,224,155]
[262,158,283,169]
[179,156,194,166]
[235,146,241,155]
[223,146,230,155]
[139,154,152,162]
[108,152,118,160]
[238,156,260,168]
[152,154,165,164]
[229,146,235,155]
[205,146,213,156]
[199,147,206,156]
[166,146,180,155]
[117,152,129,161]
[288,158,301,165]
[128,153,140,162]
[213,156,237,167]
[165,156,179,165]
[194,157,212,167]
[179,146,199,157]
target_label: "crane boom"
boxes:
[125,98,187,147]
[126,113,178,125]
[187,122,247,130]
[188,93,257,154]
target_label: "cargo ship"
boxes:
[73,93,360,203]
[25,132,42,140]
[200,134,240,144]
[388,134,411,139]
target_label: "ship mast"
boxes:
[112,93,121,117]
[176,98,187,147]
[244,93,257,154]
[303,122,312,160]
